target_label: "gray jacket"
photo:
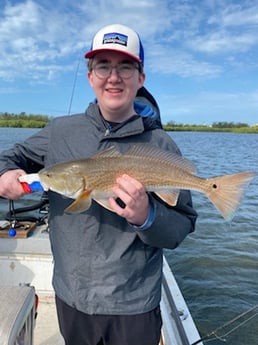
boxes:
[0,101,197,315]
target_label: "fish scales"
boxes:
[78,155,197,191]
[35,145,255,220]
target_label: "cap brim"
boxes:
[85,48,142,63]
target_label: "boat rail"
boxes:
[0,286,35,345]
[161,258,203,345]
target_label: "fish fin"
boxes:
[91,190,116,212]
[206,171,256,221]
[126,145,197,173]
[94,198,115,212]
[93,146,121,158]
[65,190,92,214]
[155,191,180,206]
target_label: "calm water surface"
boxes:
[0,128,257,345]
[166,131,258,345]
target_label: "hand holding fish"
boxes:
[0,169,26,199]
[109,174,149,226]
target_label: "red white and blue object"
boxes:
[19,174,45,193]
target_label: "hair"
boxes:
[87,58,144,74]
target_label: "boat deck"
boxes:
[0,223,203,345]
[34,297,64,345]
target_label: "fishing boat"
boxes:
[0,196,203,345]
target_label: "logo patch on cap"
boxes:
[102,32,128,47]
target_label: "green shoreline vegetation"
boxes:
[164,121,258,133]
[0,112,258,133]
[0,112,51,128]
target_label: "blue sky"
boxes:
[1,0,258,125]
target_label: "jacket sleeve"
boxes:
[0,125,50,175]
[134,190,197,249]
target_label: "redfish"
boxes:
[24,145,255,220]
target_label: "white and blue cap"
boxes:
[85,24,144,65]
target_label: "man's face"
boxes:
[87,51,145,122]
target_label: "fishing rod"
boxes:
[67,54,81,115]
[191,304,258,344]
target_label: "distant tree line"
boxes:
[1,113,257,133]
[166,120,251,128]
[211,121,249,128]
[0,112,51,128]
[164,121,258,133]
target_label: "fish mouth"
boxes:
[39,180,50,191]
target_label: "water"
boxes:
[0,128,257,344]
[166,132,258,345]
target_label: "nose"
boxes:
[108,67,121,80]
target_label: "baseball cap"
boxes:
[85,24,144,65]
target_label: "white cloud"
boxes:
[1,0,258,83]
[0,0,85,81]
[147,45,222,78]
[188,30,258,54]
[0,0,174,82]
[209,3,258,27]
[188,2,258,55]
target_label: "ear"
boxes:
[138,72,146,88]
[87,71,94,87]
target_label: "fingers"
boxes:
[109,174,149,225]
[0,169,26,199]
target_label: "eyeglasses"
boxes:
[92,62,139,79]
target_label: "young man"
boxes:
[0,24,197,345]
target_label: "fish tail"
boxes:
[206,172,255,221]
